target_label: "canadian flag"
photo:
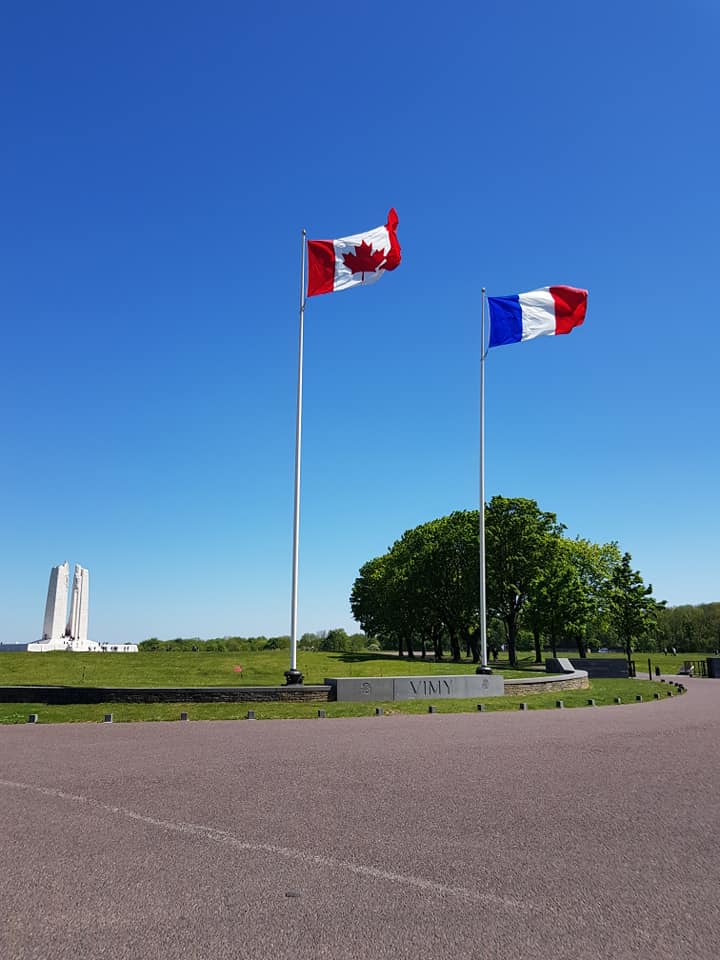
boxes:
[306,209,401,297]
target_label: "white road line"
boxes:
[0,777,529,910]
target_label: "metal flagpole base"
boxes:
[475,665,493,675]
[284,669,304,685]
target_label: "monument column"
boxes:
[42,562,69,641]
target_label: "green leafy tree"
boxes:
[608,552,664,665]
[485,497,564,667]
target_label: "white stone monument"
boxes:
[28,562,136,653]
[41,561,70,642]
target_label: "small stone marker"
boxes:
[635,695,643,702]
[27,714,38,724]
[477,703,485,712]
[587,699,596,706]
[615,697,622,704]
[667,690,673,697]
[103,713,113,723]
[556,700,564,709]
[519,702,528,711]
[428,705,437,713]
[375,707,383,716]
[653,692,660,699]
[180,712,189,721]
[246,710,256,720]
[317,709,326,718]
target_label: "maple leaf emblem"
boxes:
[342,240,387,282]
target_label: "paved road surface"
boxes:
[1,678,717,959]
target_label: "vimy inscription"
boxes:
[326,674,505,702]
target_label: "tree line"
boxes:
[138,628,368,654]
[350,497,666,667]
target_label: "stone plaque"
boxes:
[325,674,504,702]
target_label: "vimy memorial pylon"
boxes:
[27,562,136,653]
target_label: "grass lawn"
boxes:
[0,650,540,688]
[0,679,680,724]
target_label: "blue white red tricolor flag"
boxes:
[488,286,588,348]
[306,209,401,297]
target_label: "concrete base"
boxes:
[325,674,505,702]
[25,639,137,653]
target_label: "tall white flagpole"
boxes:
[287,229,306,685]
[477,287,491,674]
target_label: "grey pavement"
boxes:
[1,678,718,959]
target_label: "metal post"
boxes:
[286,230,306,686]
[477,288,491,674]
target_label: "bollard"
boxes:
[655,666,661,677]
[556,700,564,709]
[667,690,673,697]
[103,713,113,723]
[317,709,326,718]
[615,697,622,704]
[27,714,38,724]
[587,699,596,706]
[635,695,643,702]
[428,705,437,713]
[246,710,256,720]
[180,712,189,721]
[477,703,486,712]
[519,703,528,711]
[653,692,660,699]
[375,707,383,716]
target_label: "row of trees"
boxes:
[656,603,720,653]
[350,497,664,667]
[138,629,368,654]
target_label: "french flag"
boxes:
[488,286,588,349]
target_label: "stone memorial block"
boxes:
[545,657,575,674]
[570,658,629,678]
[325,674,504,702]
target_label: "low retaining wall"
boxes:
[0,670,590,705]
[504,670,589,696]
[0,685,332,705]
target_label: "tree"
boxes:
[608,552,663,665]
[485,497,565,667]
[350,512,480,660]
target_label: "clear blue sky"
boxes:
[2,1,718,645]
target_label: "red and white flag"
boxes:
[306,209,401,297]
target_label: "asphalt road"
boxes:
[1,678,718,959]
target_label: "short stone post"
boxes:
[27,714,38,724]
[317,709,326,718]
[555,700,564,709]
[246,710,256,720]
[180,712,189,721]
[103,713,113,723]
